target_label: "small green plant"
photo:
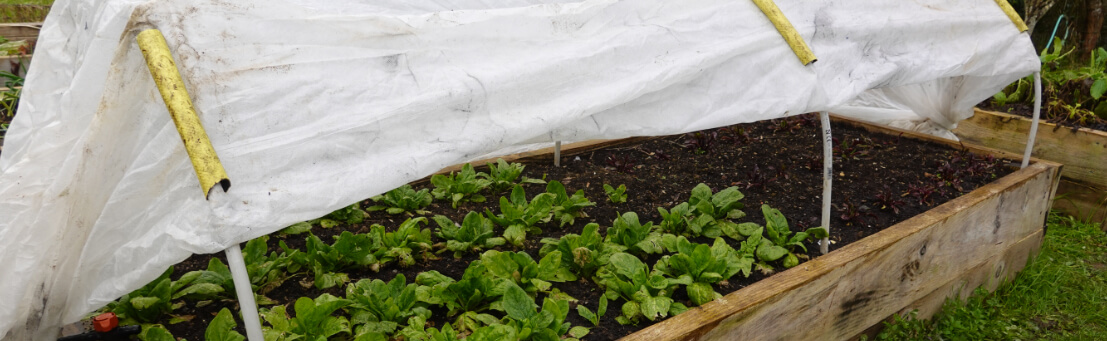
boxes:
[367,184,433,215]
[596,253,687,325]
[138,325,177,341]
[500,283,584,341]
[545,180,595,226]
[539,223,610,280]
[432,212,506,258]
[345,274,431,337]
[260,294,352,341]
[654,236,752,305]
[482,158,545,192]
[485,185,555,247]
[0,70,22,118]
[748,205,828,271]
[284,231,376,289]
[366,217,437,270]
[241,235,297,299]
[205,308,246,341]
[604,212,664,256]
[414,263,506,333]
[479,250,574,295]
[603,184,627,203]
[314,203,368,228]
[107,268,181,324]
[575,295,608,326]
[657,184,747,238]
[431,163,492,208]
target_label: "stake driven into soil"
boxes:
[819,111,832,254]
[136,29,261,341]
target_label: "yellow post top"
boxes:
[137,29,230,199]
[993,0,1029,33]
[750,0,817,66]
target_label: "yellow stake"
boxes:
[750,0,817,66]
[993,0,1029,33]
[137,29,230,199]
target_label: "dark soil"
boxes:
[978,100,1107,132]
[133,114,1016,340]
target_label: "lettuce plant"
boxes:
[596,253,687,325]
[481,158,545,192]
[575,295,608,326]
[545,181,595,226]
[318,203,368,228]
[284,231,376,289]
[179,237,299,303]
[604,212,664,256]
[206,308,245,341]
[603,184,627,204]
[368,184,433,215]
[485,185,555,247]
[750,205,828,270]
[500,283,582,341]
[479,250,574,295]
[366,217,436,270]
[432,212,506,258]
[107,268,180,324]
[260,294,352,341]
[654,236,751,305]
[414,264,507,333]
[657,202,692,235]
[431,163,492,208]
[345,274,431,338]
[538,223,611,280]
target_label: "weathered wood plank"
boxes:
[853,228,1045,340]
[953,108,1107,188]
[0,22,42,42]
[952,108,1106,227]
[1051,178,1107,228]
[621,154,1059,340]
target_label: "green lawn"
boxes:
[874,213,1107,340]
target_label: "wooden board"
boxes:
[1051,178,1107,228]
[0,22,42,42]
[614,116,1061,341]
[952,108,1106,226]
[952,108,1106,187]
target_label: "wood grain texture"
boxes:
[1051,178,1107,229]
[0,22,41,42]
[952,108,1106,225]
[953,108,1107,187]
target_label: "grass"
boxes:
[873,212,1107,340]
[0,0,50,23]
[0,0,51,5]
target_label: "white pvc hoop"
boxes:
[819,111,832,254]
[1020,71,1042,169]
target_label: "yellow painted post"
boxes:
[750,0,817,65]
[993,0,1029,32]
[137,29,230,199]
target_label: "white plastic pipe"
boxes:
[1020,71,1042,169]
[554,140,562,167]
[819,112,832,254]
[224,244,264,341]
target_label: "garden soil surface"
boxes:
[135,114,1015,340]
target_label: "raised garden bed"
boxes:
[0,22,39,77]
[954,107,1106,228]
[86,114,1059,341]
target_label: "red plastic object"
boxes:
[92,312,118,332]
